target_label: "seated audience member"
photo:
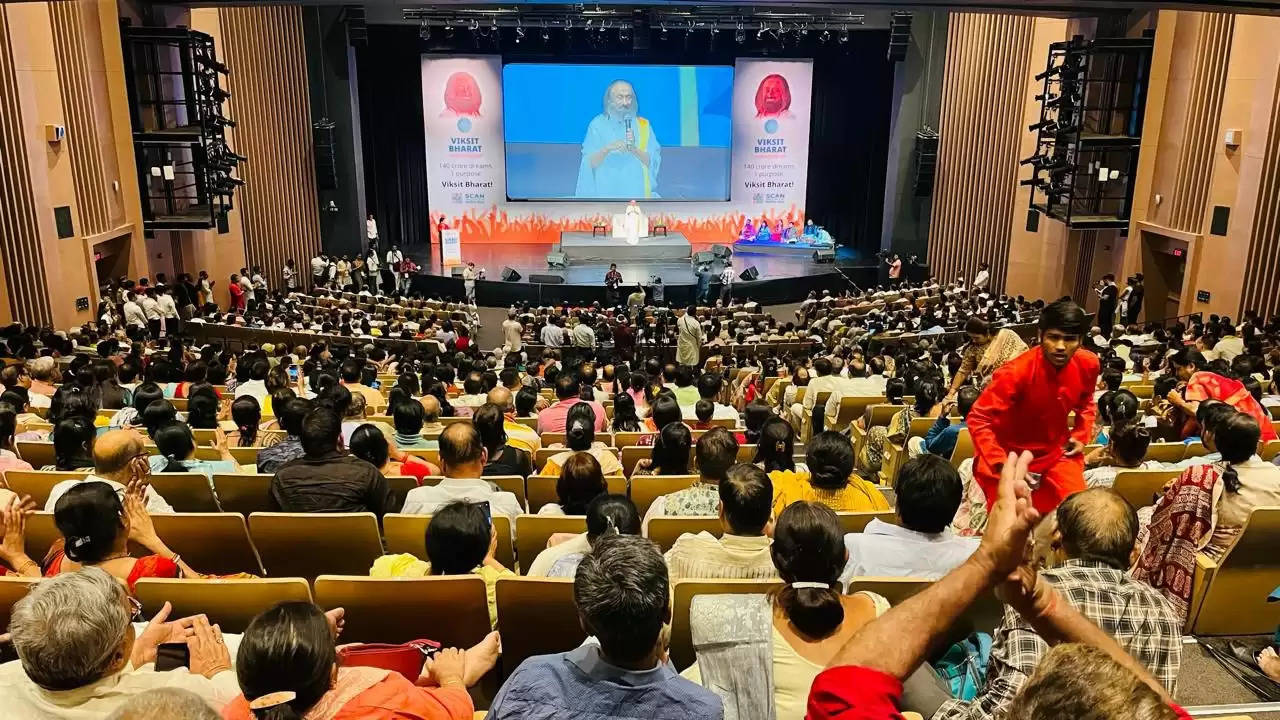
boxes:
[392,396,435,450]
[631,421,693,476]
[370,500,514,628]
[688,399,717,431]
[474,402,533,478]
[45,428,173,512]
[488,534,722,719]
[771,431,890,518]
[540,403,622,476]
[1083,423,1162,488]
[270,407,396,515]
[226,395,282,447]
[641,393,683,436]
[348,423,437,482]
[1170,399,1235,467]
[339,358,384,409]
[683,501,893,719]
[0,493,40,577]
[223,601,496,720]
[255,396,312,473]
[681,372,738,420]
[0,568,237,715]
[805,452,1190,720]
[541,452,607,515]
[1093,389,1139,445]
[842,455,978,584]
[487,385,540,454]
[537,374,606,434]
[148,422,241,479]
[641,426,739,532]
[664,464,777,582]
[1005,644,1184,720]
[104,687,220,720]
[611,392,645,433]
[934,488,1181,720]
[920,386,979,460]
[756,416,805,475]
[47,481,199,589]
[401,422,523,518]
[139,399,178,439]
[1134,411,1280,619]
[527,493,639,577]
[0,405,32,473]
[108,382,164,431]
[184,391,219,430]
[47,416,97,471]
[420,393,447,435]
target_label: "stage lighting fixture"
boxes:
[756,28,764,40]
[839,29,849,43]
[1028,119,1056,133]
[735,29,744,43]
[541,22,549,40]
[820,29,830,42]
[515,27,524,42]
[1019,177,1044,187]
[1035,65,1063,82]
[419,21,430,40]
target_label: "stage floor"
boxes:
[560,232,691,261]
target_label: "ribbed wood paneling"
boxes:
[1168,12,1234,233]
[1238,77,1280,319]
[219,5,321,288]
[49,0,111,236]
[1072,231,1098,305]
[0,9,53,325]
[927,13,1035,295]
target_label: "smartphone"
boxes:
[155,642,190,671]
[288,366,299,380]
[477,500,492,527]
[370,379,381,390]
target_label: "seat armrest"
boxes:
[1184,553,1219,633]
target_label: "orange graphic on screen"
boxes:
[442,72,482,117]
[754,74,792,118]
[439,206,804,244]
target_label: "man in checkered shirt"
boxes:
[932,488,1182,720]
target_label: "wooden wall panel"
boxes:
[1071,231,1098,305]
[0,8,52,326]
[1238,77,1280,319]
[49,0,111,236]
[219,5,321,289]
[1167,12,1234,233]
[927,13,1035,294]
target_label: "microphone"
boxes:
[624,118,634,147]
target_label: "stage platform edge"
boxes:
[560,231,692,262]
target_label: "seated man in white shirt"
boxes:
[46,429,174,513]
[664,464,777,582]
[841,454,978,585]
[454,372,488,408]
[680,372,739,421]
[401,422,523,519]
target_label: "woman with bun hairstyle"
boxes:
[538,402,622,476]
[769,431,889,518]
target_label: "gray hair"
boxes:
[574,533,668,663]
[106,687,220,720]
[26,356,55,382]
[10,567,131,690]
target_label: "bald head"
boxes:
[439,421,484,477]
[418,394,441,422]
[486,386,513,413]
[1053,488,1138,569]
[94,429,145,477]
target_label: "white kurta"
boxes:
[623,205,643,246]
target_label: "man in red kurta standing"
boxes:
[967,299,1099,515]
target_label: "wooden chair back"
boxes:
[1111,469,1183,509]
[313,575,493,647]
[150,513,264,575]
[1188,506,1280,636]
[670,579,781,668]
[514,515,586,575]
[248,513,383,579]
[382,514,514,570]
[135,577,312,633]
[646,516,722,552]
[148,473,221,512]
[212,473,273,514]
[630,475,701,516]
[0,576,40,630]
[15,441,55,469]
[1144,442,1186,464]
[3,470,88,507]
[494,577,585,678]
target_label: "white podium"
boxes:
[611,212,650,240]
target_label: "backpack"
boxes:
[934,631,993,701]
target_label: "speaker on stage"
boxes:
[813,248,835,264]
[739,266,760,281]
[529,273,564,284]
[693,251,715,265]
[546,251,567,268]
[501,267,521,282]
[711,244,731,259]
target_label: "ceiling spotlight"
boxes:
[820,29,831,42]
[839,29,849,43]
[419,20,430,40]
[735,29,744,43]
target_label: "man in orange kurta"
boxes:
[967,300,1100,515]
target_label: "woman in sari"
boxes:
[854,377,942,474]
[223,601,497,720]
[945,317,1028,398]
[46,479,199,592]
[1165,348,1277,442]
[1133,412,1280,619]
[770,432,890,518]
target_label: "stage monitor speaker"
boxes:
[739,266,760,281]
[913,130,938,197]
[711,244,731,259]
[693,251,715,265]
[813,248,835,264]
[529,273,564,284]
[888,11,913,62]
[501,267,521,282]
[546,251,567,268]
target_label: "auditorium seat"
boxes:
[1261,439,1280,462]
[646,516,722,552]
[3,470,87,507]
[949,428,974,469]
[514,515,585,575]
[313,575,491,647]
[212,473,273,514]
[1145,442,1187,464]
[228,446,263,466]
[248,513,383,579]
[147,473,221,512]
[612,431,655,448]
[487,475,527,511]
[147,513,263,575]
[1183,441,1208,458]
[630,475,701,515]
[845,577,1005,646]
[494,577,585,677]
[23,512,60,561]
[1111,469,1182,509]
[831,396,886,432]
[837,510,899,534]
[525,474,627,514]
[536,446,619,470]
[0,576,39,631]
[386,475,419,510]
[15,441,55,469]
[620,446,651,477]
[134,577,311,633]
[382,513,515,570]
[669,579,781,668]
[1186,506,1280,635]
[402,448,441,466]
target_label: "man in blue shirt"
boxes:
[924,385,980,460]
[488,534,723,719]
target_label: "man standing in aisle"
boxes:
[310,253,328,289]
[604,263,623,306]
[1095,273,1118,335]
[386,245,406,296]
[366,212,378,250]
[695,262,712,305]
[501,309,523,353]
[365,247,381,295]
[676,306,704,367]
[966,299,1099,515]
[462,262,478,306]
[719,260,735,305]
[973,261,991,292]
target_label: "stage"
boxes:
[406,242,877,306]
[733,237,835,258]
[560,232,692,261]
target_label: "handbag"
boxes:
[336,639,441,679]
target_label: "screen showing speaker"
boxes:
[502,63,734,202]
